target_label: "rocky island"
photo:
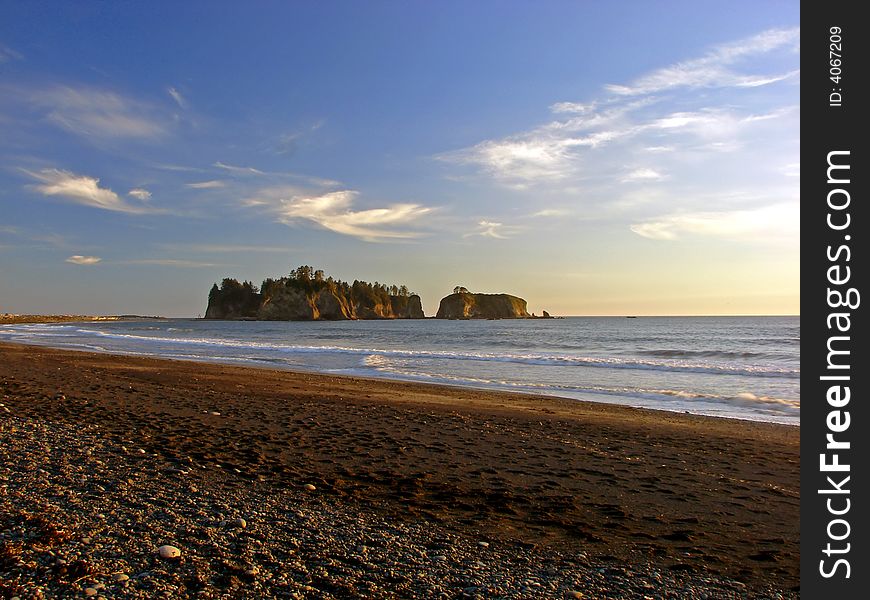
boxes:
[206,271,551,321]
[435,287,531,319]
[205,266,424,320]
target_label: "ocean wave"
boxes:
[639,349,759,359]
[636,348,793,360]
[358,359,800,414]
[0,325,800,380]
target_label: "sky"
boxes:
[0,1,800,317]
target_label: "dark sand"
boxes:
[0,341,799,593]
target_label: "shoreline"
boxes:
[0,341,799,596]
[0,318,800,427]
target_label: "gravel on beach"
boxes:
[0,340,798,599]
[2,414,793,599]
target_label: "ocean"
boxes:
[0,316,799,425]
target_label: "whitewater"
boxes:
[0,316,799,425]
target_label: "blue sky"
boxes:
[1,1,799,316]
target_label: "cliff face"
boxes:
[435,292,530,319]
[206,283,424,321]
[389,294,425,319]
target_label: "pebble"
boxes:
[229,517,247,529]
[157,544,181,559]
[0,412,796,600]
[84,588,98,597]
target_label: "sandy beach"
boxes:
[0,341,799,598]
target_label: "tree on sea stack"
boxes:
[453,286,469,294]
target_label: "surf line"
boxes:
[818,149,856,580]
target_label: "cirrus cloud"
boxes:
[278,191,432,241]
[28,85,168,140]
[128,188,152,200]
[605,27,800,96]
[244,187,434,242]
[65,255,102,265]
[630,202,798,241]
[23,168,155,214]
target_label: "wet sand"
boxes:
[0,341,799,594]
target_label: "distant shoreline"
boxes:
[0,314,164,325]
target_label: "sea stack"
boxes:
[435,291,531,319]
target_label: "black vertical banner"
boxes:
[802,3,867,597]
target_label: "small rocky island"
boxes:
[205,266,424,320]
[205,270,552,321]
[435,287,531,319]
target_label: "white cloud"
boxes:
[443,28,798,190]
[167,87,187,109]
[30,85,167,139]
[214,161,265,175]
[532,208,570,217]
[185,180,226,189]
[66,255,102,265]
[622,168,665,182]
[128,188,152,200]
[244,187,433,242]
[630,203,798,241]
[550,102,595,114]
[277,191,432,241]
[442,133,608,185]
[465,220,522,239]
[605,28,800,96]
[24,169,153,214]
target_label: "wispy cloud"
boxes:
[214,161,265,175]
[630,203,798,241]
[154,163,205,173]
[442,28,799,189]
[443,137,580,186]
[279,191,432,241]
[465,220,522,239]
[0,44,23,63]
[0,225,74,250]
[157,243,295,254]
[549,102,596,114]
[245,187,433,242]
[121,259,222,267]
[27,85,168,140]
[532,208,571,218]
[273,120,325,155]
[167,86,187,109]
[66,255,102,265]
[24,168,154,214]
[128,188,152,200]
[622,168,665,182]
[605,28,800,96]
[185,180,226,189]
